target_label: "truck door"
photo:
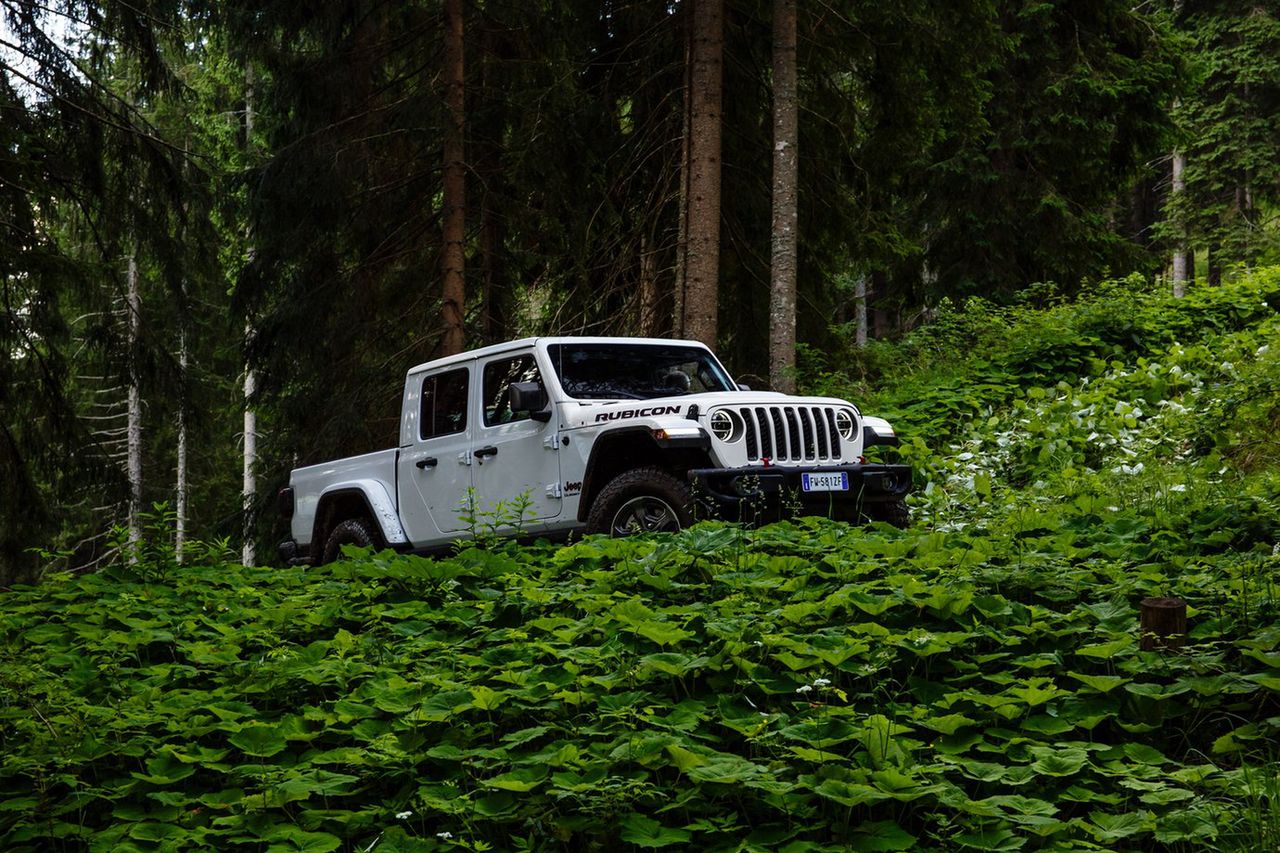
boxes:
[398,364,474,542]
[470,350,563,529]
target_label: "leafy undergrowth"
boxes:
[3,271,1280,852]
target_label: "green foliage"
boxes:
[8,260,1280,848]
[2,510,1278,850]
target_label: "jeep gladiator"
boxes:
[277,337,911,563]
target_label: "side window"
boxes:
[420,368,469,440]
[483,354,541,426]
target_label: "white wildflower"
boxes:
[437,831,454,840]
[1169,484,1186,492]
[796,684,814,694]
[395,811,413,820]
[813,677,832,687]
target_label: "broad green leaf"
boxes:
[1087,810,1152,841]
[664,744,706,772]
[1122,743,1167,765]
[483,767,546,792]
[1076,638,1134,659]
[811,778,892,807]
[636,620,694,646]
[1029,746,1089,777]
[1067,672,1128,693]
[619,814,692,848]
[849,820,916,852]
[469,685,507,710]
[228,725,287,758]
[919,713,977,735]
[953,826,1024,850]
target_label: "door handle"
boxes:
[474,445,499,460]
[416,457,438,469]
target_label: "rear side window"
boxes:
[420,368,469,440]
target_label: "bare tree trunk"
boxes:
[768,0,798,394]
[242,324,256,567]
[680,0,723,346]
[673,24,691,334]
[1171,149,1188,297]
[242,64,257,567]
[639,234,661,335]
[479,177,507,344]
[870,270,890,338]
[441,0,467,355]
[176,325,188,563]
[1207,242,1222,287]
[854,273,868,349]
[126,251,142,559]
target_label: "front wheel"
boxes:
[587,467,693,537]
[864,498,910,529]
[322,517,379,563]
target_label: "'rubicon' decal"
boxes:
[594,404,682,423]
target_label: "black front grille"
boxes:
[723,405,845,463]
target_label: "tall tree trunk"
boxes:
[242,64,257,567]
[680,0,723,346]
[1207,242,1221,287]
[673,22,691,334]
[441,0,467,355]
[870,270,890,339]
[242,329,256,568]
[768,0,798,394]
[1171,149,1188,298]
[479,194,506,344]
[176,325,188,563]
[854,273,868,349]
[639,235,661,335]
[126,251,142,559]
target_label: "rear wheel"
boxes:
[322,517,378,563]
[587,467,693,537]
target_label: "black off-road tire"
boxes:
[322,517,379,563]
[587,467,694,537]
[865,498,910,529]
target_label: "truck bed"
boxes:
[290,448,399,547]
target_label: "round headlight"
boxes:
[834,409,856,441]
[710,410,739,442]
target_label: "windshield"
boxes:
[547,343,735,400]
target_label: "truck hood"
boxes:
[558,391,860,430]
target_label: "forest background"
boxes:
[2,0,1278,582]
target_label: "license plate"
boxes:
[802,472,848,492]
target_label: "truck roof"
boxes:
[405,336,713,378]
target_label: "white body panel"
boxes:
[290,449,403,547]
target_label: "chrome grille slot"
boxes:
[724,404,846,463]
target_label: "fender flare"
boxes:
[314,479,409,547]
[578,425,710,522]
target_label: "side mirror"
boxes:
[509,381,551,422]
[737,383,751,392]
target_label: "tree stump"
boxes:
[1140,597,1187,651]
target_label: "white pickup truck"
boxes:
[277,337,911,563]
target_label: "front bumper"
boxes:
[688,462,912,521]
